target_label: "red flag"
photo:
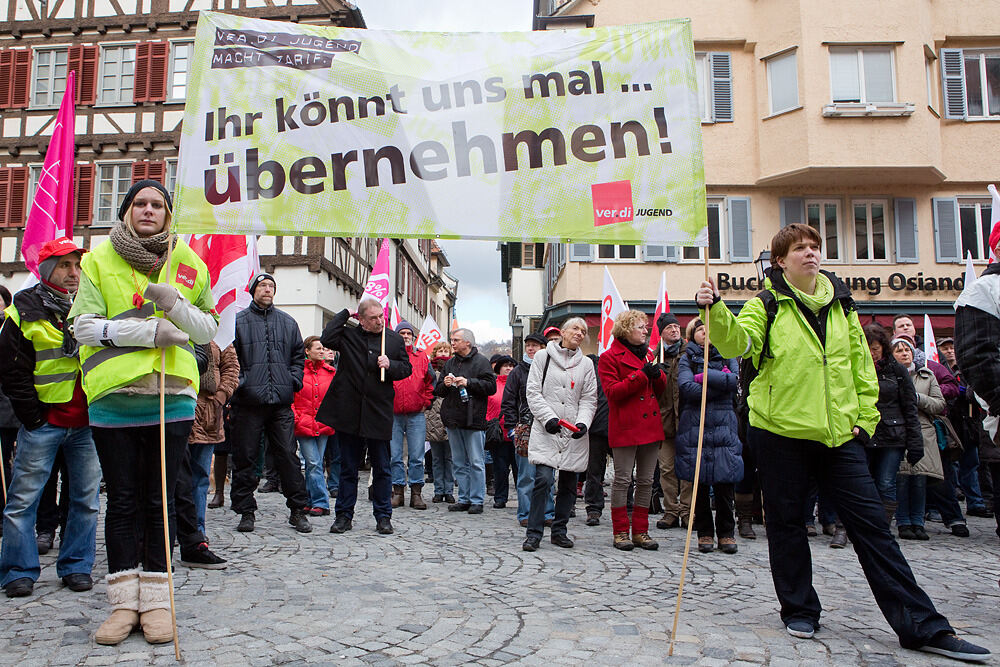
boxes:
[647,272,669,361]
[186,234,259,349]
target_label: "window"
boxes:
[926,52,938,112]
[522,242,535,267]
[852,199,890,262]
[829,47,895,104]
[32,48,68,108]
[682,200,725,261]
[597,245,638,261]
[964,51,1000,118]
[959,199,993,261]
[805,199,841,261]
[167,41,192,102]
[766,50,798,115]
[695,53,711,122]
[28,164,43,204]
[98,45,135,105]
[165,160,178,201]
[95,163,132,225]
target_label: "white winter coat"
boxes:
[525,341,598,472]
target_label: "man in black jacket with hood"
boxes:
[318,297,411,535]
[229,273,311,534]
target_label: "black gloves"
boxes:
[545,418,561,434]
[571,423,588,439]
[906,449,924,466]
[642,363,660,381]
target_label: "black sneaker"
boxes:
[36,531,54,555]
[61,573,93,591]
[785,620,815,639]
[467,504,484,514]
[330,515,352,533]
[898,525,916,540]
[444,494,456,503]
[951,523,970,537]
[289,511,312,533]
[551,534,574,548]
[493,500,506,509]
[522,537,540,552]
[432,494,445,503]
[3,578,33,598]
[258,480,279,493]
[912,525,930,541]
[586,512,601,527]
[918,633,992,662]
[179,543,228,570]
[447,502,471,512]
[376,517,394,535]
[237,512,255,532]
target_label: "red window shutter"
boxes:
[11,49,31,108]
[134,42,150,103]
[148,161,166,183]
[131,161,148,183]
[75,163,95,226]
[8,167,28,227]
[0,51,13,109]
[147,42,168,102]
[69,45,99,106]
[0,168,11,225]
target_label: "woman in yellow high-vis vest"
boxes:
[70,180,218,646]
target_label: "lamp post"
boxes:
[754,250,771,283]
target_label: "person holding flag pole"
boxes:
[71,180,218,652]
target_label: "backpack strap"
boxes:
[757,290,779,369]
[540,354,552,390]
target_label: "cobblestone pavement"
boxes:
[2,478,998,666]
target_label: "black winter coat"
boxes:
[870,357,922,459]
[231,302,304,407]
[316,309,411,441]
[434,347,496,431]
[587,354,609,436]
[501,359,530,430]
[0,312,23,429]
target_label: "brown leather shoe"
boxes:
[632,532,659,550]
[613,532,634,550]
[409,484,427,510]
[391,485,405,508]
[718,537,738,554]
[698,536,714,553]
[95,609,140,645]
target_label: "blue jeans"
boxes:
[188,442,215,534]
[515,451,554,522]
[391,413,426,487]
[0,424,100,585]
[429,440,454,496]
[325,434,340,495]
[865,447,905,504]
[952,445,986,510]
[298,436,330,510]
[896,474,927,527]
[447,428,486,505]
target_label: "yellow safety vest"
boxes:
[3,304,80,404]
[77,239,209,402]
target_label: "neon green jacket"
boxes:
[702,270,879,448]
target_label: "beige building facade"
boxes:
[504,0,1000,355]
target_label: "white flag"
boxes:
[599,267,629,355]
[416,315,445,351]
[989,184,1000,262]
[389,298,402,332]
[965,251,977,289]
[923,314,939,367]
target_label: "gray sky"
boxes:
[354,0,533,342]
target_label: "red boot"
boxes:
[611,506,633,550]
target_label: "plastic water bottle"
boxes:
[459,386,469,403]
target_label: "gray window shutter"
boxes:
[642,245,668,262]
[710,52,733,122]
[727,197,752,262]
[941,49,966,120]
[894,198,919,263]
[664,246,678,263]
[568,243,593,262]
[932,197,960,263]
[508,242,522,267]
[780,198,804,228]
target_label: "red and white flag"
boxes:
[989,184,1000,262]
[389,298,402,331]
[186,234,260,349]
[599,267,629,355]
[363,238,391,315]
[923,314,939,367]
[646,271,669,361]
[22,71,76,279]
[416,315,445,351]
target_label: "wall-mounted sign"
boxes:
[716,272,965,296]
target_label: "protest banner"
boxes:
[173,11,707,245]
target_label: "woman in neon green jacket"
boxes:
[694,223,989,662]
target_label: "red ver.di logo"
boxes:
[175,263,197,289]
[591,180,633,227]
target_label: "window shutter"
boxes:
[664,246,678,263]
[932,197,960,263]
[500,243,509,282]
[148,161,165,183]
[10,49,31,109]
[0,169,8,225]
[727,197,753,262]
[534,242,545,268]
[710,52,733,122]
[134,42,151,103]
[642,245,668,262]
[0,167,28,226]
[147,42,169,102]
[508,242,522,267]
[75,163,95,226]
[940,49,966,120]
[132,161,148,183]
[893,198,919,263]
[568,243,593,262]
[0,51,14,108]
[780,197,804,228]
[69,45,99,105]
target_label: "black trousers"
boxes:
[750,427,953,647]
[230,404,307,514]
[93,421,191,573]
[694,482,735,539]
[492,442,516,503]
[335,432,391,521]
[584,432,611,514]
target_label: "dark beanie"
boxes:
[395,320,415,335]
[657,312,679,331]
[249,272,276,297]
[117,179,173,221]
[524,332,547,346]
[493,355,516,373]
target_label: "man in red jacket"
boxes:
[390,321,435,510]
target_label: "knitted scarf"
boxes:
[109,220,176,274]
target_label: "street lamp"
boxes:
[754,250,771,283]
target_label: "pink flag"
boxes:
[363,238,391,315]
[186,234,260,349]
[989,185,1000,262]
[646,271,669,361]
[923,314,939,367]
[22,71,76,277]
[599,267,629,355]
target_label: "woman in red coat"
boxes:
[598,310,666,551]
[293,336,336,515]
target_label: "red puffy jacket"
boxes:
[393,346,435,414]
[598,338,666,448]
[293,360,336,437]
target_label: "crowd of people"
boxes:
[0,185,996,660]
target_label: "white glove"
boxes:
[154,319,189,348]
[72,314,157,349]
[144,283,179,312]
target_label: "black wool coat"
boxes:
[433,347,496,431]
